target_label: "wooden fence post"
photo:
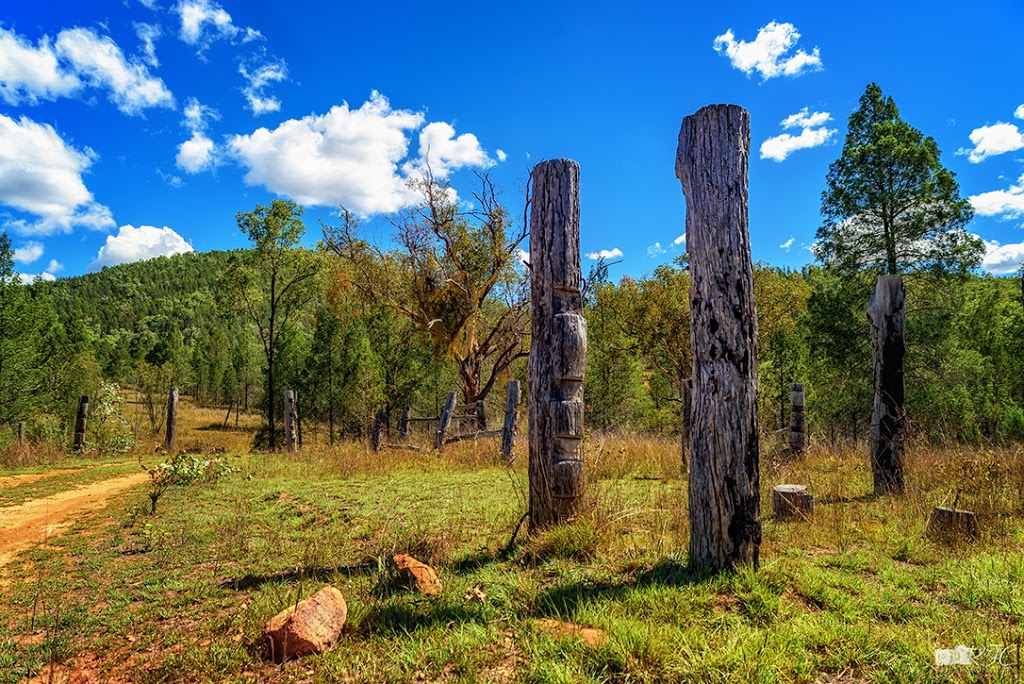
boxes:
[398,406,410,441]
[284,390,297,453]
[500,380,521,462]
[434,392,456,449]
[677,104,761,572]
[17,421,25,450]
[868,275,906,494]
[223,399,234,428]
[73,395,89,451]
[165,387,178,451]
[528,159,587,531]
[789,383,806,456]
[371,409,387,452]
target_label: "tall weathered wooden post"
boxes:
[677,105,761,572]
[17,421,25,450]
[501,380,521,462]
[165,387,179,452]
[528,159,587,531]
[789,383,806,456]
[73,395,89,451]
[284,390,298,453]
[868,275,905,494]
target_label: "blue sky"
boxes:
[2,0,1023,282]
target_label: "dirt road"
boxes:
[0,471,149,568]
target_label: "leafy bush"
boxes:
[145,452,238,513]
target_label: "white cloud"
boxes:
[229,91,494,215]
[175,0,261,53]
[176,131,216,173]
[1016,104,1024,120]
[647,242,666,258]
[19,256,63,283]
[713,21,822,80]
[780,236,795,251]
[412,121,490,177]
[962,122,1024,163]
[0,26,172,115]
[0,27,81,105]
[239,55,287,115]
[970,174,1024,218]
[673,234,686,246]
[761,108,836,162]
[496,149,507,163]
[89,224,193,271]
[587,248,623,260]
[46,258,63,273]
[133,22,161,67]
[13,241,44,263]
[0,114,115,236]
[980,237,1024,274]
[517,248,529,265]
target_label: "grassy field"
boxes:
[1,404,1023,683]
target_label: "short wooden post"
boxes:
[164,387,179,451]
[17,421,25,450]
[926,506,979,542]
[398,406,410,441]
[475,400,487,431]
[434,391,456,449]
[73,395,89,451]
[528,159,587,530]
[500,380,521,462]
[680,377,692,472]
[677,104,761,572]
[284,390,297,453]
[772,484,814,521]
[371,409,387,452]
[868,275,906,494]
[788,383,806,456]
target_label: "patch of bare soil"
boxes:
[0,461,136,489]
[0,471,148,568]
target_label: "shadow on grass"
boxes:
[221,558,378,591]
[817,492,878,505]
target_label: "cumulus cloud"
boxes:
[980,237,1024,274]
[0,26,173,115]
[89,224,193,271]
[239,54,287,115]
[761,107,836,161]
[175,97,219,173]
[412,122,490,177]
[517,249,529,265]
[19,257,63,284]
[175,0,261,53]
[713,21,822,80]
[587,248,623,260]
[1016,104,1024,120]
[133,22,161,67]
[13,241,44,263]
[229,91,495,215]
[673,234,686,246]
[780,236,795,251]
[961,122,1024,163]
[970,174,1024,219]
[496,149,507,163]
[0,114,115,236]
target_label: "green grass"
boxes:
[1,439,1023,683]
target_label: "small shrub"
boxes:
[145,452,238,513]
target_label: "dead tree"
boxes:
[165,387,179,452]
[73,395,89,451]
[676,104,761,572]
[284,390,298,453]
[528,158,587,531]
[789,383,806,456]
[867,275,906,494]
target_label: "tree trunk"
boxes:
[676,104,761,573]
[680,377,692,472]
[868,274,906,494]
[284,389,297,453]
[528,159,587,531]
[73,395,89,451]
[165,387,178,451]
[788,383,806,456]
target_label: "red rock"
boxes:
[392,554,443,595]
[263,586,347,661]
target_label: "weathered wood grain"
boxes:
[867,275,906,494]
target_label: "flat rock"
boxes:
[263,585,347,661]
[534,618,607,647]
[392,554,443,595]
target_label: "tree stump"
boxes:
[868,275,906,494]
[528,158,587,531]
[772,484,814,521]
[165,387,179,451]
[788,383,806,456]
[73,395,89,451]
[284,390,298,453]
[676,104,761,572]
[926,506,979,542]
[500,380,521,462]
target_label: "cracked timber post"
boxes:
[528,159,587,531]
[676,105,762,572]
[73,395,88,452]
[164,387,178,452]
[868,274,905,495]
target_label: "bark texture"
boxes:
[788,383,806,455]
[681,378,693,471]
[676,105,761,572]
[284,390,298,453]
[926,506,979,542]
[164,387,179,451]
[867,275,906,494]
[73,395,89,451]
[528,159,587,531]
[501,380,521,462]
[772,484,814,521]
